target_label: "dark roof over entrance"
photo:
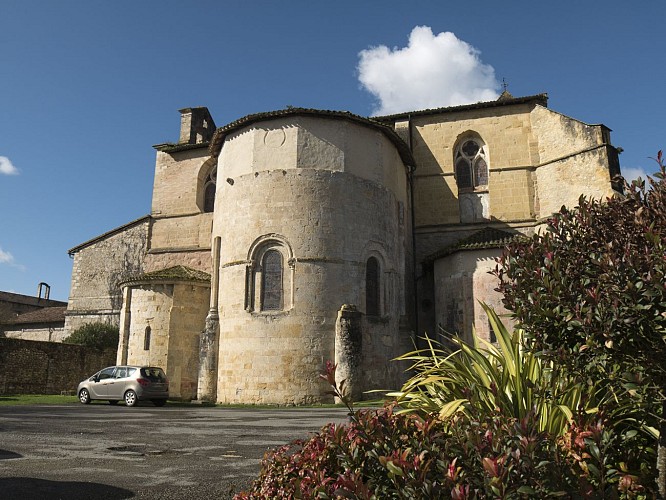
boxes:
[120,265,211,287]
[424,227,521,265]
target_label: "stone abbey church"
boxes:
[64,92,621,404]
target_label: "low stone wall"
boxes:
[0,338,116,395]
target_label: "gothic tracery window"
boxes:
[455,138,488,190]
[455,136,490,222]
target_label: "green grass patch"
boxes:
[0,394,78,405]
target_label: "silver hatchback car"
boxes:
[77,365,169,407]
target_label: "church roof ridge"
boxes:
[68,215,152,256]
[4,306,67,325]
[373,93,549,122]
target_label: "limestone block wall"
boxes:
[361,318,412,390]
[214,170,409,404]
[149,213,213,252]
[489,169,535,221]
[65,218,149,334]
[409,103,538,228]
[149,146,214,260]
[531,106,617,217]
[151,148,213,216]
[0,338,116,395]
[212,117,411,404]
[165,284,209,400]
[220,116,408,196]
[144,249,211,274]
[3,324,66,343]
[433,249,512,344]
[120,282,209,400]
[121,285,173,370]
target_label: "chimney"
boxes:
[37,282,50,300]
[179,107,216,145]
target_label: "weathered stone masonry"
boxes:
[62,94,622,404]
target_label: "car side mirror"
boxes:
[93,376,99,382]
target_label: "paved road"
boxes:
[0,402,351,499]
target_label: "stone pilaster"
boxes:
[335,304,363,402]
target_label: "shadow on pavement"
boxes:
[0,449,21,460]
[0,477,134,499]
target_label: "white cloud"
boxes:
[0,247,25,271]
[358,26,500,116]
[0,247,16,265]
[622,166,649,182]
[0,156,19,175]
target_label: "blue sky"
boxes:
[1,1,664,301]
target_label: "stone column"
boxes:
[117,286,132,365]
[335,304,363,402]
[197,237,221,402]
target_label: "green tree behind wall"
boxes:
[63,322,119,351]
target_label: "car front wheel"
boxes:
[124,390,138,407]
[79,389,91,404]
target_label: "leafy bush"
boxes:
[495,152,666,492]
[63,322,119,350]
[237,362,655,498]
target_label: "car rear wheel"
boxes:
[152,399,167,407]
[124,390,138,407]
[79,389,91,404]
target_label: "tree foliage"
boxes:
[495,152,666,494]
[495,153,666,391]
[63,322,119,350]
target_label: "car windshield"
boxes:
[141,367,167,382]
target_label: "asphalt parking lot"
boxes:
[0,402,351,499]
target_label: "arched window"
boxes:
[366,257,380,316]
[245,235,295,313]
[144,326,151,350]
[203,166,216,213]
[261,250,283,311]
[455,138,488,190]
[455,136,490,222]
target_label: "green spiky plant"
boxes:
[390,303,653,440]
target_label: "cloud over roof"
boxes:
[358,26,499,116]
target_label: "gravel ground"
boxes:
[0,403,350,499]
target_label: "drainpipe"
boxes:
[407,115,419,341]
